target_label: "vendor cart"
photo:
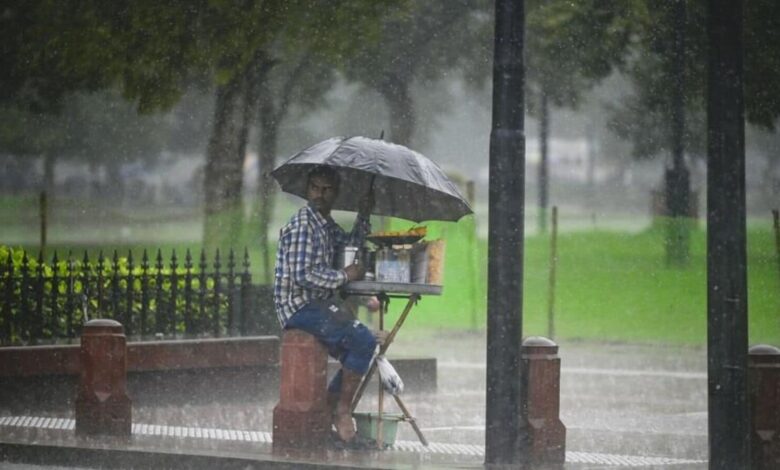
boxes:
[343,281,442,448]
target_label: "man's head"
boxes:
[306,166,340,216]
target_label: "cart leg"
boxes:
[350,295,418,412]
[393,394,428,447]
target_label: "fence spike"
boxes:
[171,249,178,269]
[36,252,44,276]
[127,250,134,270]
[214,249,221,270]
[155,249,164,271]
[185,249,193,270]
[51,250,60,338]
[243,247,250,273]
[142,249,149,270]
[227,250,235,270]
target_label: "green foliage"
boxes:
[609,0,780,160]
[340,0,491,144]
[525,0,635,112]
[0,245,236,345]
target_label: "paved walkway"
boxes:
[0,331,710,469]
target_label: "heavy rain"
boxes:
[0,1,778,469]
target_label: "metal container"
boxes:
[375,247,411,283]
[335,246,359,269]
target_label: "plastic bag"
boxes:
[376,355,404,395]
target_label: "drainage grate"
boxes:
[0,416,706,467]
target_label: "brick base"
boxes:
[272,330,330,451]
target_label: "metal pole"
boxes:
[486,0,528,466]
[706,1,750,468]
[772,209,780,284]
[538,91,549,234]
[547,206,558,340]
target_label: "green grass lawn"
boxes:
[7,199,779,346]
[381,219,779,346]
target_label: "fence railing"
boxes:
[1,248,278,346]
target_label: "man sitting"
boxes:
[273,165,379,448]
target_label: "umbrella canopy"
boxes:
[271,136,473,222]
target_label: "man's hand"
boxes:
[343,263,365,281]
[365,296,380,312]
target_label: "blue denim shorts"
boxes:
[285,299,376,377]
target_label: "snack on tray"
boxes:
[369,226,427,238]
[425,240,446,285]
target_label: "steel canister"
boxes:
[335,246,359,269]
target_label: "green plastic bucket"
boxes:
[353,412,404,447]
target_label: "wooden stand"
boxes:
[347,287,430,447]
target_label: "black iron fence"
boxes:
[0,248,278,346]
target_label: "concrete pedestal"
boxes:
[749,344,780,470]
[272,330,330,451]
[522,336,566,467]
[75,319,131,436]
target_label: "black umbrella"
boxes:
[271,136,473,222]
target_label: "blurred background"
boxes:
[1,0,778,345]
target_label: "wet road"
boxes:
[1,331,711,468]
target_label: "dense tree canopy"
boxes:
[609,0,780,161]
[341,0,491,146]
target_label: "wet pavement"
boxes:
[0,330,710,469]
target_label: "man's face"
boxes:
[306,175,338,215]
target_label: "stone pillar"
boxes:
[749,344,780,470]
[272,330,330,451]
[522,336,566,467]
[75,319,131,436]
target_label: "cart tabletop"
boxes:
[343,281,443,296]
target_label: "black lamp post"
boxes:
[486,0,529,466]
[707,0,750,468]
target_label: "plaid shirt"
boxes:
[274,204,371,326]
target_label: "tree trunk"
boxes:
[664,0,691,267]
[586,125,597,212]
[256,82,279,285]
[253,52,312,283]
[105,160,124,204]
[203,72,249,253]
[42,153,55,194]
[538,91,550,234]
[379,77,415,146]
